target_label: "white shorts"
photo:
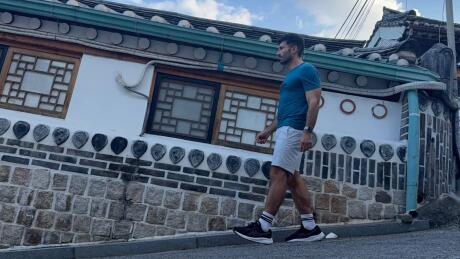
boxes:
[271,126,303,174]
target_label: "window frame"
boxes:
[145,72,221,143]
[0,47,81,119]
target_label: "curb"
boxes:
[0,220,430,259]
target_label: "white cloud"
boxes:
[295,16,304,30]
[109,0,262,25]
[295,0,404,40]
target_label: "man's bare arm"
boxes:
[305,89,321,129]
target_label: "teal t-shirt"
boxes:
[277,63,321,130]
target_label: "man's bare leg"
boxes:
[264,166,289,215]
[287,171,313,214]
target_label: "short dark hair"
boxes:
[279,33,304,57]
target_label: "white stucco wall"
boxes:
[316,91,402,142]
[0,54,153,136]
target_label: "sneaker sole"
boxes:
[233,230,273,245]
[286,232,325,242]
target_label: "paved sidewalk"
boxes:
[0,220,430,259]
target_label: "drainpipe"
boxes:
[406,89,419,213]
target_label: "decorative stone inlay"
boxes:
[188,149,204,168]
[244,159,260,177]
[379,144,394,161]
[52,127,69,145]
[355,76,368,87]
[58,23,70,34]
[431,101,442,116]
[371,104,388,119]
[193,48,206,60]
[206,26,219,33]
[443,109,450,120]
[91,134,108,152]
[418,94,428,111]
[397,146,406,162]
[86,28,98,40]
[321,134,337,151]
[244,57,257,69]
[233,31,246,38]
[311,132,318,147]
[72,131,89,149]
[132,140,148,158]
[33,124,50,142]
[110,33,123,45]
[111,137,128,155]
[13,121,30,139]
[206,153,222,171]
[327,71,340,82]
[151,144,166,161]
[340,136,356,154]
[0,12,13,24]
[222,53,233,64]
[262,161,272,179]
[259,35,272,43]
[169,146,185,164]
[360,140,376,157]
[272,62,284,73]
[28,18,41,30]
[226,155,241,174]
[151,15,168,24]
[178,19,192,28]
[367,53,381,61]
[166,43,179,55]
[137,38,150,50]
[0,118,11,135]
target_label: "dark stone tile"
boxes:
[2,155,29,165]
[338,168,344,182]
[212,172,238,181]
[299,153,305,174]
[125,158,152,167]
[330,153,337,180]
[167,172,194,182]
[183,167,210,177]
[398,177,405,190]
[238,192,265,202]
[19,149,46,159]
[196,177,222,187]
[95,153,123,163]
[338,154,344,167]
[307,150,313,160]
[67,148,94,158]
[360,158,367,185]
[353,171,359,184]
[80,159,107,169]
[322,153,329,179]
[240,176,267,186]
[209,188,235,197]
[314,151,321,177]
[150,178,178,188]
[61,164,88,174]
[31,159,59,170]
[91,169,119,178]
[154,162,180,172]
[223,182,250,191]
[306,162,313,176]
[138,168,165,178]
[6,139,34,149]
[180,183,207,193]
[345,156,352,183]
[377,162,383,187]
[252,186,268,195]
[391,163,397,189]
[49,154,77,164]
[369,174,375,187]
[353,158,360,170]
[121,174,148,183]
[37,144,63,153]
[419,141,425,165]
[109,163,136,173]
[0,145,17,154]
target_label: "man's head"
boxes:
[277,33,304,64]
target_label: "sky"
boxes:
[110,0,460,41]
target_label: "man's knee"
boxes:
[269,166,288,183]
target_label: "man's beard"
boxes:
[279,56,291,65]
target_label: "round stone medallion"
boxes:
[207,153,222,171]
[58,23,70,34]
[222,53,233,64]
[33,124,50,142]
[151,144,166,161]
[72,131,89,149]
[86,28,98,40]
[0,118,11,135]
[166,43,179,55]
[327,71,340,83]
[0,12,13,24]
[13,121,30,140]
[169,146,185,164]
[188,149,204,168]
[28,18,41,29]
[193,48,207,60]
[52,127,69,146]
[110,33,123,45]
[226,155,241,174]
[110,137,128,155]
[244,57,257,69]
[137,38,151,50]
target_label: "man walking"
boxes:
[233,33,323,244]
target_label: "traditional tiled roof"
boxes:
[48,0,366,52]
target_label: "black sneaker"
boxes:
[233,221,273,244]
[285,225,325,242]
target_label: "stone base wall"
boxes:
[0,163,405,247]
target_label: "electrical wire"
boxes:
[334,0,361,39]
[344,0,370,39]
[351,0,376,40]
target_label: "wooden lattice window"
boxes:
[0,48,80,118]
[146,73,220,142]
[213,85,278,153]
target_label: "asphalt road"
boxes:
[96,227,460,259]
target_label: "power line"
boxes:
[344,0,370,39]
[338,0,363,39]
[351,0,376,40]
[334,0,361,39]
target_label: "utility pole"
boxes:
[446,0,457,96]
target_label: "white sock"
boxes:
[258,211,274,232]
[301,214,316,230]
